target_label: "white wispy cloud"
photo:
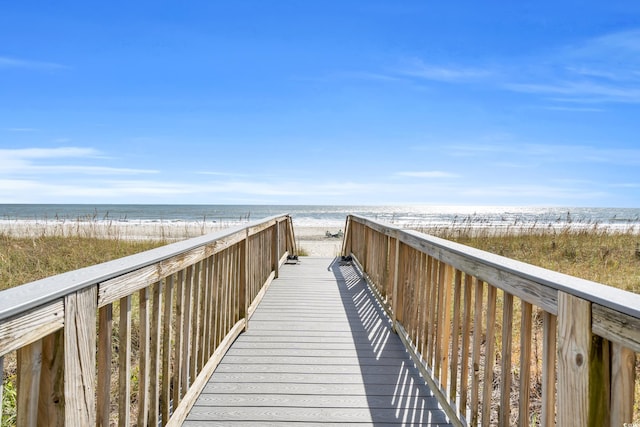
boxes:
[0,56,68,70]
[398,59,492,83]
[387,29,640,105]
[448,143,640,166]
[0,147,99,159]
[395,171,459,178]
[0,147,158,176]
[4,127,37,132]
[504,29,640,103]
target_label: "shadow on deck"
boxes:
[184,257,452,426]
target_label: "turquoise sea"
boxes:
[1,204,639,230]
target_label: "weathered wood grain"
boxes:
[0,300,63,357]
[17,339,42,426]
[499,292,513,427]
[97,304,112,427]
[557,292,590,427]
[118,295,131,427]
[64,286,97,427]
[541,311,557,427]
[519,301,533,426]
[39,330,64,426]
[610,341,635,426]
[592,303,640,353]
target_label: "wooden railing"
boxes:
[342,215,640,427]
[0,214,296,426]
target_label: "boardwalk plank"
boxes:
[186,257,453,426]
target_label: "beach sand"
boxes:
[0,221,345,258]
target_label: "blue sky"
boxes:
[1,1,639,206]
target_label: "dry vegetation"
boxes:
[1,222,640,425]
[417,224,640,424]
[0,234,166,292]
[419,224,640,293]
[0,233,167,426]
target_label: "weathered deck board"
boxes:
[184,257,453,426]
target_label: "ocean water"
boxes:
[1,204,639,230]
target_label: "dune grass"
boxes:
[0,234,166,292]
[417,223,640,423]
[419,224,640,293]
[1,222,639,424]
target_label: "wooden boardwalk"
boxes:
[184,257,453,426]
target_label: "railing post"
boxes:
[64,285,97,426]
[342,215,352,257]
[557,291,608,427]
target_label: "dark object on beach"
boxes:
[325,229,344,238]
[635,243,640,259]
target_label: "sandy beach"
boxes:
[0,220,346,258]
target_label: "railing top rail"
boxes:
[348,214,640,320]
[0,213,291,322]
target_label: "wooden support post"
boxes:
[557,291,604,427]
[64,286,97,427]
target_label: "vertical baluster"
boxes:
[138,288,150,427]
[434,261,445,378]
[149,280,163,427]
[541,311,557,427]
[470,278,484,425]
[162,275,174,424]
[481,284,497,427]
[499,292,514,426]
[426,259,439,368]
[0,356,4,423]
[119,295,132,427]
[181,266,193,390]
[610,342,635,426]
[97,304,113,427]
[420,256,433,359]
[415,252,427,353]
[40,330,64,425]
[173,270,186,407]
[17,339,42,426]
[459,274,473,417]
[440,265,454,393]
[449,269,462,403]
[190,263,201,381]
[519,301,533,425]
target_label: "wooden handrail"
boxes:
[343,214,639,426]
[0,214,296,426]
